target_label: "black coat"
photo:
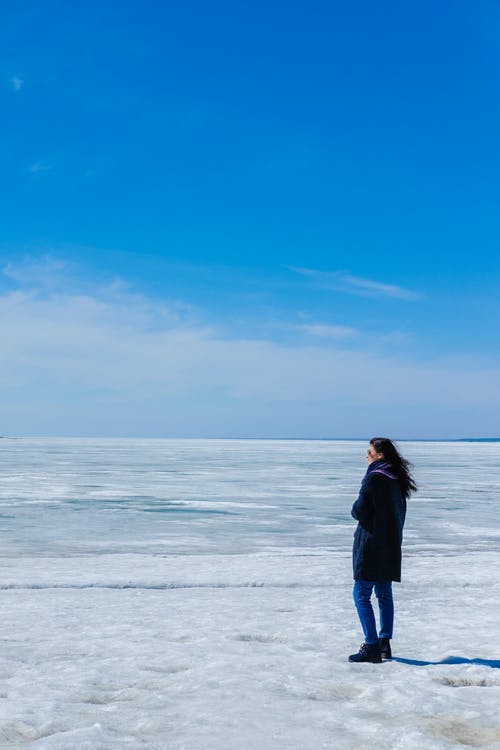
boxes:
[351,461,407,582]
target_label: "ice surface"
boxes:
[1,438,500,749]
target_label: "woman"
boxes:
[349,437,417,663]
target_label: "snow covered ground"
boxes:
[1,438,499,749]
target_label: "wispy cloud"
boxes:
[0,259,497,438]
[3,255,70,288]
[10,75,24,91]
[1,256,498,437]
[1,255,195,326]
[298,323,358,339]
[27,162,53,174]
[339,272,421,300]
[0,286,486,408]
[290,267,421,301]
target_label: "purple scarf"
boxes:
[365,459,397,481]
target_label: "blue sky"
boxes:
[1,0,499,438]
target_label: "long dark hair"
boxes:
[370,437,417,499]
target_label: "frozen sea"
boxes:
[1,438,500,750]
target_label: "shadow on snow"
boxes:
[392,656,500,669]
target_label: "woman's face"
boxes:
[366,444,384,464]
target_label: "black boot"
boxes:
[378,637,392,660]
[348,642,382,663]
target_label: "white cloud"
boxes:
[0,284,498,414]
[3,255,69,287]
[10,76,24,91]
[0,259,497,437]
[298,324,358,339]
[290,267,421,301]
[340,273,420,300]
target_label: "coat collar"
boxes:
[366,459,397,480]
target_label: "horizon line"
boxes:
[2,435,499,443]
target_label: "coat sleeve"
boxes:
[351,480,373,526]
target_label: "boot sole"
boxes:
[348,656,382,663]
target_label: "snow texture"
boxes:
[1,438,499,749]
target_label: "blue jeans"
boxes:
[353,580,394,644]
